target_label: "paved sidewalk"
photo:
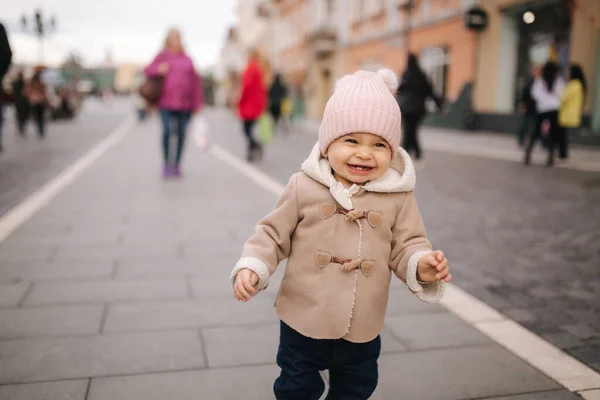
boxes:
[0,112,589,399]
[0,97,131,215]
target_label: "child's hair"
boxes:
[318,69,401,155]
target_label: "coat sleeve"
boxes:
[530,78,543,105]
[230,174,300,290]
[560,82,576,107]
[389,192,445,303]
[0,24,12,79]
[237,67,251,110]
[144,52,164,77]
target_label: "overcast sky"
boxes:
[3,0,238,70]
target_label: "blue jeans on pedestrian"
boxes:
[274,321,381,400]
[159,109,191,167]
[517,109,536,146]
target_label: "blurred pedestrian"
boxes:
[24,69,47,138]
[557,64,586,160]
[524,61,565,167]
[268,73,289,133]
[396,53,445,161]
[517,65,539,147]
[144,27,204,178]
[12,69,30,135]
[0,22,12,152]
[237,48,266,162]
[231,69,450,399]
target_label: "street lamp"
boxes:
[21,9,58,65]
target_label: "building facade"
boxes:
[473,0,600,138]
[263,0,600,138]
[271,0,481,120]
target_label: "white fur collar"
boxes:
[300,142,416,210]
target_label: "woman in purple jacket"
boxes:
[145,28,204,178]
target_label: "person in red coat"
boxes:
[238,49,266,162]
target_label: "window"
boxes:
[352,0,371,22]
[420,46,450,106]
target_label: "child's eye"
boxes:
[345,138,358,144]
[374,143,388,148]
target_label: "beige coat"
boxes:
[231,143,444,343]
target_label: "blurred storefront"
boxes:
[232,0,600,141]
[473,0,600,138]
[345,0,478,107]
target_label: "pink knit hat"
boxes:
[319,69,401,155]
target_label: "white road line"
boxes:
[210,143,600,395]
[580,389,600,400]
[0,116,136,243]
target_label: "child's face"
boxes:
[326,133,393,186]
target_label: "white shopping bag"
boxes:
[192,115,211,151]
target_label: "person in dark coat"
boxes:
[517,65,539,147]
[396,53,444,160]
[0,22,13,152]
[12,70,29,135]
[268,73,288,126]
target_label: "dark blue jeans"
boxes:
[517,109,536,146]
[274,321,381,400]
[159,109,191,166]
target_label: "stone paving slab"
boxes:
[87,366,279,400]
[0,331,206,384]
[116,255,238,280]
[202,323,280,368]
[485,390,582,399]
[0,379,89,400]
[372,345,561,399]
[0,243,55,262]
[385,312,493,350]
[385,287,447,316]
[22,279,189,306]
[0,283,30,308]
[53,243,181,260]
[103,296,277,333]
[0,260,114,282]
[0,305,103,340]
[190,272,244,296]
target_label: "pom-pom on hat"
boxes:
[319,68,401,155]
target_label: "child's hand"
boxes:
[234,268,259,302]
[417,250,452,283]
